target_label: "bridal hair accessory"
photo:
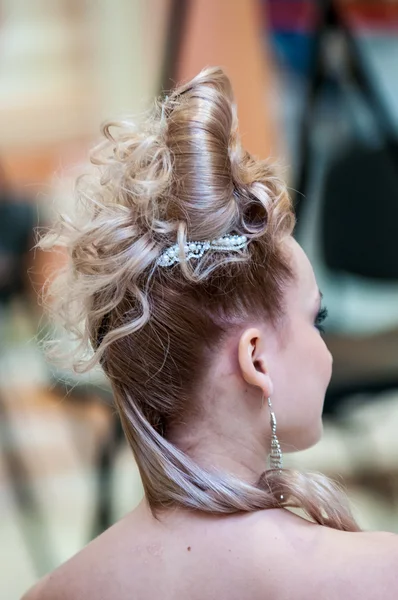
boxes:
[157,234,248,267]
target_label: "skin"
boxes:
[169,237,332,478]
[22,237,398,600]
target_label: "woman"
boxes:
[24,68,398,600]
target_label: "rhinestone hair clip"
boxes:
[157,234,248,267]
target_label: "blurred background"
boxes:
[2,0,398,596]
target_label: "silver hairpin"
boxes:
[157,234,248,267]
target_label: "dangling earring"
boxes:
[267,397,283,472]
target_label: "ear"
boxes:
[238,327,274,398]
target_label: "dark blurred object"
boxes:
[0,196,36,303]
[159,0,191,91]
[323,142,398,280]
[294,0,398,415]
[0,160,35,303]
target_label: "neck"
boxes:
[168,420,269,483]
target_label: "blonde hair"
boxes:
[43,67,359,531]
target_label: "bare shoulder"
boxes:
[20,554,92,600]
[20,507,398,600]
[20,516,131,600]
[249,509,398,600]
[21,573,56,600]
[315,526,398,598]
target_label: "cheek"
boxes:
[294,318,332,378]
[271,323,332,413]
[316,334,333,385]
[276,330,332,450]
[306,335,333,400]
[290,323,332,383]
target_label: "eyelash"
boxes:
[315,306,328,334]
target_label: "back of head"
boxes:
[44,67,358,531]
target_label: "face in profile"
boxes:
[266,237,333,453]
